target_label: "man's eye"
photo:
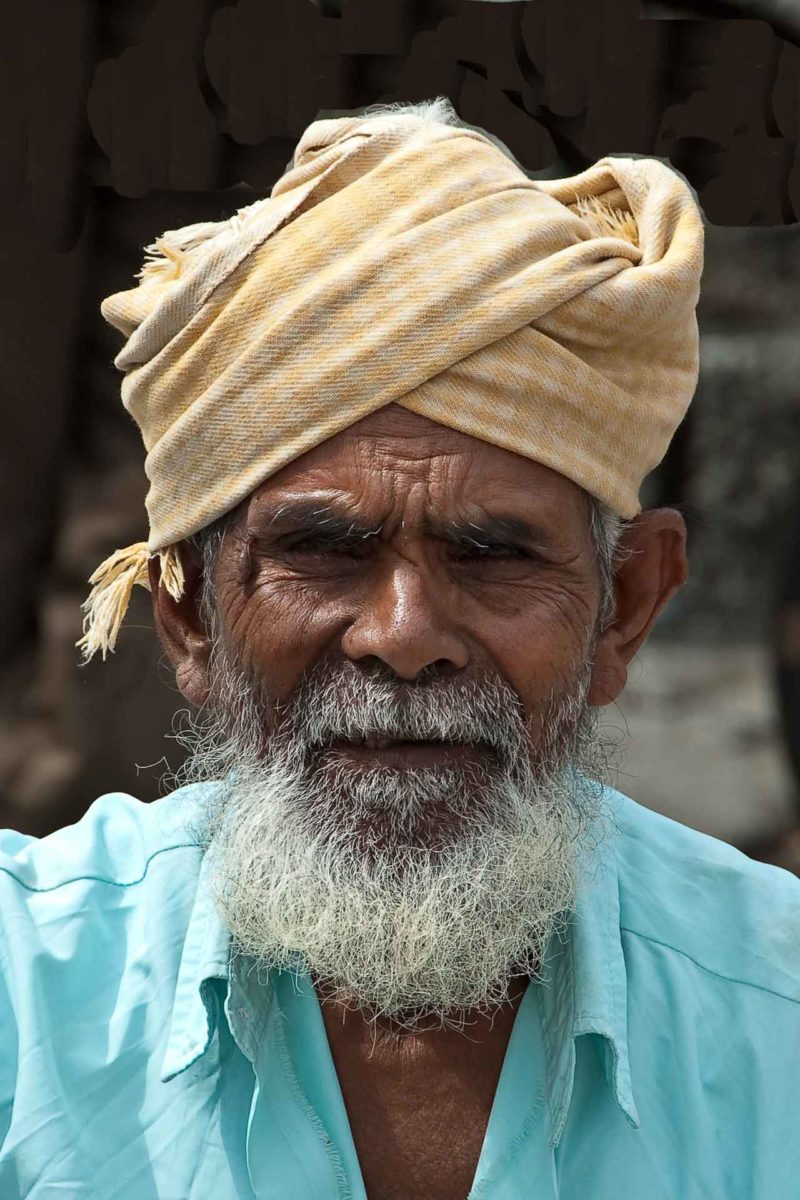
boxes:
[282,536,372,557]
[455,542,529,560]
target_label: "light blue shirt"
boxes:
[1,782,798,1198]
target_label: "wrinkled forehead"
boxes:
[239,404,592,542]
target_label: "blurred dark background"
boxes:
[0,0,798,873]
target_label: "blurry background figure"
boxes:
[0,0,798,873]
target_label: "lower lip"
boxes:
[323,741,490,768]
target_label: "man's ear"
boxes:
[148,542,212,707]
[588,508,687,707]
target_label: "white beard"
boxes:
[179,649,612,1031]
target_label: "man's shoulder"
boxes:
[606,786,800,1004]
[0,785,229,1182]
[0,783,216,940]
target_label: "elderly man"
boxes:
[1,99,798,1200]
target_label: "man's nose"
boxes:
[341,560,469,679]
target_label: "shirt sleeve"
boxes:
[0,871,21,1153]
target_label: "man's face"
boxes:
[207,402,601,754]
[159,404,684,1025]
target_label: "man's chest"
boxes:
[337,1064,493,1200]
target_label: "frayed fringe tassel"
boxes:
[137,237,187,283]
[136,196,276,286]
[76,542,185,662]
[575,195,639,248]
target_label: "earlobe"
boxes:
[587,644,627,707]
[148,546,212,707]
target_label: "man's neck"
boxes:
[313,975,530,1200]
[314,973,530,1056]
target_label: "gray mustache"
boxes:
[280,673,527,755]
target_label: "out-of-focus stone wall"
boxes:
[614,641,795,844]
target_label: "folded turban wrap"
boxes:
[78,97,704,661]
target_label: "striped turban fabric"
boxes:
[78,96,704,661]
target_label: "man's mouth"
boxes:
[319,735,492,768]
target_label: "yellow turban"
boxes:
[79,97,704,661]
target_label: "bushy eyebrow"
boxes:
[250,501,382,542]
[430,514,553,552]
[249,501,554,551]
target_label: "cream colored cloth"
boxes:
[79,99,704,660]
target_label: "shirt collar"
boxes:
[538,789,641,1146]
[160,787,640,1142]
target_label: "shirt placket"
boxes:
[224,958,349,1200]
[467,980,561,1200]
